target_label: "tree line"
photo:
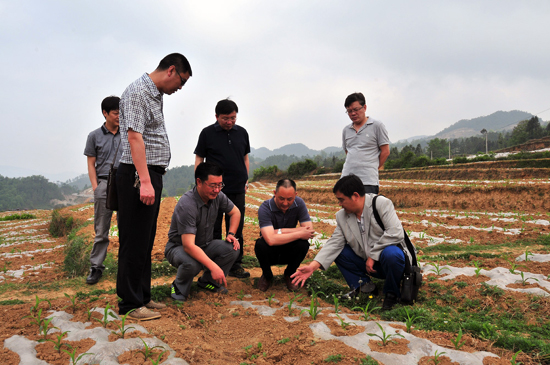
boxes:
[0,175,66,211]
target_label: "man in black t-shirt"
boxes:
[194,99,251,278]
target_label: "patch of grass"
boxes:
[62,231,91,278]
[49,210,77,237]
[241,255,260,268]
[0,213,36,221]
[151,260,177,278]
[0,299,25,305]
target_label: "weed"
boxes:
[359,356,379,365]
[324,354,343,362]
[352,301,381,321]
[430,350,446,364]
[451,328,466,350]
[232,312,239,317]
[112,309,136,339]
[367,322,404,346]
[277,337,290,344]
[137,337,166,361]
[300,289,325,319]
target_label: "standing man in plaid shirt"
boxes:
[116,53,192,321]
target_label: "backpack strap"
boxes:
[372,195,384,231]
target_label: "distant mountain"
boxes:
[0,165,82,183]
[435,110,534,139]
[395,135,429,144]
[250,143,342,160]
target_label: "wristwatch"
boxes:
[227,232,235,237]
[277,229,282,234]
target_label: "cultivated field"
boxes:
[1,173,549,364]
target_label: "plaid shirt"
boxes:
[119,73,171,167]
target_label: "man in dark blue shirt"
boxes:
[255,178,315,291]
[194,99,251,278]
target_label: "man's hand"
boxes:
[366,257,377,274]
[210,265,227,287]
[226,234,240,250]
[140,180,155,205]
[291,264,315,287]
[299,226,316,240]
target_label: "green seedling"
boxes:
[25,308,46,328]
[335,314,351,330]
[277,337,290,344]
[267,293,276,306]
[430,350,446,364]
[506,259,525,274]
[428,262,451,275]
[237,290,245,300]
[243,345,253,357]
[112,309,136,339]
[352,301,381,321]
[150,350,168,365]
[524,249,534,262]
[510,350,523,365]
[403,307,422,333]
[93,303,117,328]
[85,304,96,321]
[320,231,328,239]
[451,328,466,350]
[39,317,57,339]
[61,345,93,365]
[332,294,340,314]
[137,337,166,361]
[287,293,303,316]
[300,289,325,320]
[518,272,539,286]
[313,240,322,249]
[62,293,80,313]
[473,261,483,276]
[324,354,343,362]
[469,237,474,243]
[39,331,70,353]
[367,322,404,346]
[30,295,51,314]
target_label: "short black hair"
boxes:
[344,92,366,108]
[275,178,296,192]
[215,99,238,116]
[157,53,193,76]
[195,162,223,183]
[333,175,365,198]
[101,96,120,116]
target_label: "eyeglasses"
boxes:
[206,182,225,190]
[174,68,187,87]
[220,116,237,123]
[345,106,364,114]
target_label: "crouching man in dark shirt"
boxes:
[255,178,315,292]
[165,162,241,301]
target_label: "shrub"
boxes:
[287,159,317,177]
[0,213,36,221]
[253,165,279,181]
[452,156,468,164]
[63,232,91,278]
[49,210,77,237]
[333,161,344,173]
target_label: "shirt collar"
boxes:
[347,117,372,131]
[192,186,209,208]
[101,123,119,135]
[213,122,241,132]
[268,197,297,212]
[141,73,162,98]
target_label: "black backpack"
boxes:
[372,195,422,303]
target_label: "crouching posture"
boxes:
[255,179,315,292]
[165,162,241,301]
[292,175,413,310]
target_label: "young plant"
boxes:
[332,294,340,314]
[93,303,117,328]
[402,307,422,333]
[267,293,276,306]
[524,248,534,262]
[287,293,303,316]
[335,314,351,330]
[473,261,483,277]
[62,293,80,313]
[451,328,466,350]
[510,350,523,365]
[85,304,96,321]
[39,317,57,339]
[352,301,381,321]
[430,350,446,364]
[39,331,70,353]
[518,272,539,286]
[150,350,168,365]
[237,290,245,300]
[61,345,93,365]
[30,295,51,314]
[428,262,451,275]
[137,337,166,361]
[111,309,136,339]
[367,322,404,346]
[25,308,46,329]
[300,289,325,320]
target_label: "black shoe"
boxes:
[170,281,186,302]
[228,267,250,278]
[86,268,102,285]
[382,293,399,310]
[197,280,229,294]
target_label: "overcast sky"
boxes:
[1,1,549,181]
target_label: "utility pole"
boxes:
[448,140,451,159]
[480,129,488,154]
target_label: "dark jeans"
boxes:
[116,163,163,314]
[214,192,245,269]
[334,244,405,297]
[254,237,310,281]
[364,185,379,194]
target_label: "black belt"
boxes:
[97,176,108,180]
[148,165,166,175]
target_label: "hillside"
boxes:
[250,143,341,159]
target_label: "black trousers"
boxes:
[364,185,379,194]
[254,237,310,280]
[116,163,163,314]
[214,192,245,269]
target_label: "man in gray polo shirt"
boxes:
[165,162,241,302]
[83,96,122,285]
[341,92,390,194]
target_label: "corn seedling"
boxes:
[430,350,446,364]
[137,337,166,361]
[428,262,451,275]
[524,249,534,262]
[267,293,276,306]
[112,309,136,339]
[85,304,96,321]
[510,350,523,365]
[518,272,539,286]
[300,289,325,319]
[451,328,466,350]
[336,314,351,330]
[403,307,422,333]
[39,317,57,339]
[352,301,381,321]
[39,331,70,353]
[93,303,117,328]
[61,345,93,365]
[367,322,404,346]
[237,290,245,300]
[332,294,340,314]
[473,261,483,276]
[62,293,80,313]
[150,350,168,365]
[287,293,303,316]
[30,295,51,314]
[25,308,46,328]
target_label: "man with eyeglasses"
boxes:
[341,92,390,194]
[194,99,251,279]
[164,162,241,302]
[116,53,192,321]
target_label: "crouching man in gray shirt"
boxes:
[164,162,241,301]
